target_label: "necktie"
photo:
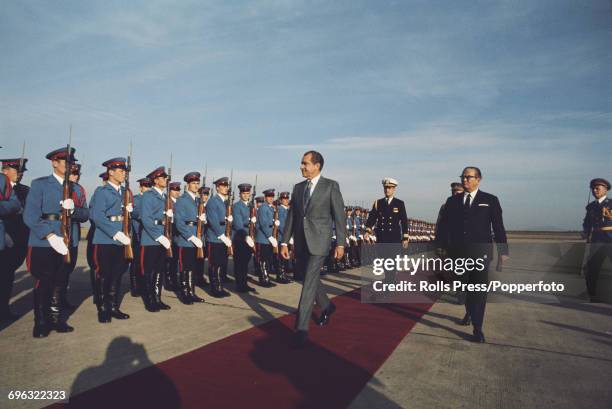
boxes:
[304,180,312,208]
[464,193,471,209]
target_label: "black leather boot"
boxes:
[109,281,130,319]
[177,271,193,305]
[154,272,171,310]
[50,287,74,332]
[142,273,159,312]
[187,271,205,302]
[59,285,76,311]
[129,264,141,297]
[276,260,291,284]
[32,288,51,338]
[258,261,275,288]
[208,266,224,298]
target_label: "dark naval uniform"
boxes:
[582,178,612,302]
[365,197,409,243]
[0,167,23,321]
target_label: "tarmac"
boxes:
[1,233,610,409]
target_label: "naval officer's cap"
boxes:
[382,177,398,187]
[590,178,611,190]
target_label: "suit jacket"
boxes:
[281,176,346,256]
[437,190,508,257]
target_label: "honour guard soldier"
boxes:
[255,189,278,287]
[255,196,264,208]
[140,167,173,311]
[341,207,354,269]
[56,163,89,311]
[352,206,363,267]
[276,191,292,283]
[91,158,133,323]
[0,157,25,322]
[164,182,182,291]
[582,178,612,303]
[128,177,152,296]
[366,178,409,246]
[194,185,210,287]
[173,172,206,303]
[232,183,257,293]
[24,147,82,337]
[87,172,108,272]
[205,177,232,297]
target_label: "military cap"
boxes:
[382,177,398,187]
[169,182,182,191]
[70,163,82,175]
[238,183,252,192]
[263,188,275,197]
[102,157,128,170]
[99,172,109,181]
[279,191,290,199]
[1,158,28,171]
[46,147,76,161]
[198,186,211,195]
[146,167,168,180]
[590,178,611,190]
[450,182,463,189]
[354,206,362,211]
[214,177,229,186]
[137,177,152,187]
[255,196,264,203]
[183,172,201,183]
[345,206,353,211]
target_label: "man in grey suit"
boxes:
[280,150,347,347]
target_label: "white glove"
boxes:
[332,235,337,240]
[346,224,350,229]
[60,199,75,210]
[164,209,173,219]
[274,220,280,227]
[250,216,257,223]
[125,203,134,213]
[4,233,14,248]
[346,238,350,245]
[156,235,171,249]
[113,231,131,245]
[349,235,357,242]
[47,234,69,255]
[198,213,207,223]
[218,234,232,247]
[268,236,278,247]
[225,215,233,223]
[371,235,377,242]
[358,235,363,240]
[188,236,203,248]
[246,236,255,248]
[289,237,294,245]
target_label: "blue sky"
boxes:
[1,0,610,230]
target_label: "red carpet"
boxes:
[50,290,432,409]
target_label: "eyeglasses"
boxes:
[460,175,478,180]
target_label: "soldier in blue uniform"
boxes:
[232,183,257,293]
[352,206,363,267]
[0,157,25,322]
[140,167,173,311]
[24,147,83,337]
[173,172,206,304]
[164,181,182,292]
[194,185,210,288]
[205,177,232,297]
[55,163,89,312]
[276,191,292,283]
[342,206,355,269]
[91,158,133,323]
[582,178,612,303]
[255,189,279,287]
[86,172,108,273]
[128,177,152,297]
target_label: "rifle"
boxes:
[122,142,134,260]
[164,154,173,258]
[249,175,258,256]
[61,126,73,264]
[196,163,207,259]
[272,191,279,255]
[18,141,25,175]
[225,169,234,256]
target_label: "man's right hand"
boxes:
[335,245,345,260]
[280,245,290,260]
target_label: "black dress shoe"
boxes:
[53,322,75,333]
[98,311,112,323]
[317,302,336,326]
[33,324,51,338]
[471,329,485,343]
[292,330,309,349]
[110,308,130,319]
[459,313,471,326]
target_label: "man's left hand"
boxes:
[335,246,345,260]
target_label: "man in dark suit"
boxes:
[280,151,347,348]
[437,167,509,343]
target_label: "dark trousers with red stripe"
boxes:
[93,244,127,307]
[255,243,275,273]
[28,247,65,325]
[178,246,197,271]
[207,242,228,283]
[141,245,166,283]
[57,246,78,289]
[233,240,251,288]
